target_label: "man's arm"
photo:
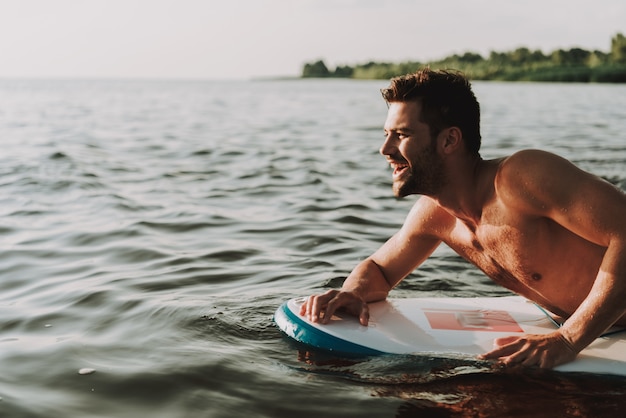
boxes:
[481,149,626,368]
[300,197,446,325]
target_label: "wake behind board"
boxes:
[274,296,626,376]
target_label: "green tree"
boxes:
[529,49,547,62]
[509,47,532,64]
[551,48,591,65]
[587,50,609,67]
[489,51,508,64]
[568,48,591,65]
[458,52,484,63]
[302,60,331,77]
[333,65,354,78]
[300,33,626,83]
[611,33,626,63]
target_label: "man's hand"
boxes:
[479,331,579,368]
[299,289,370,326]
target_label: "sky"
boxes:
[0,0,624,80]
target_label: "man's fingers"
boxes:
[311,294,323,322]
[493,336,520,348]
[320,295,340,324]
[479,333,578,369]
[479,336,523,360]
[299,290,369,326]
[299,298,310,316]
[324,292,370,326]
[321,291,356,324]
[359,305,370,326]
[299,290,340,323]
[310,292,332,323]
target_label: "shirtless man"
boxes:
[300,68,626,369]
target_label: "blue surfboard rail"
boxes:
[274,301,385,356]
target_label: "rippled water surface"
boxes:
[0,78,625,417]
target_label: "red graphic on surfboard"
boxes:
[423,309,524,332]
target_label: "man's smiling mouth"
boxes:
[390,161,409,179]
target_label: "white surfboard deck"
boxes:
[274,296,626,376]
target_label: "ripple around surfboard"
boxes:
[274,296,626,376]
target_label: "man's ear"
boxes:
[438,127,463,155]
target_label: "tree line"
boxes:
[302,33,626,83]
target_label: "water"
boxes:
[0,78,625,417]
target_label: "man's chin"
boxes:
[392,181,415,198]
[393,177,432,198]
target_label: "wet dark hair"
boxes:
[381,68,481,155]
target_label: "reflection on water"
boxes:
[295,349,626,417]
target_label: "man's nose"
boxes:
[379,135,396,156]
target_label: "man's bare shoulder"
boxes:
[402,196,455,238]
[497,149,571,182]
[495,149,625,216]
[494,149,579,210]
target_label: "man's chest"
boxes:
[433,202,606,315]
[445,214,551,291]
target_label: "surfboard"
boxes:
[274,295,626,376]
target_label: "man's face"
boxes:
[381,101,445,197]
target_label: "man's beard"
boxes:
[392,142,445,198]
